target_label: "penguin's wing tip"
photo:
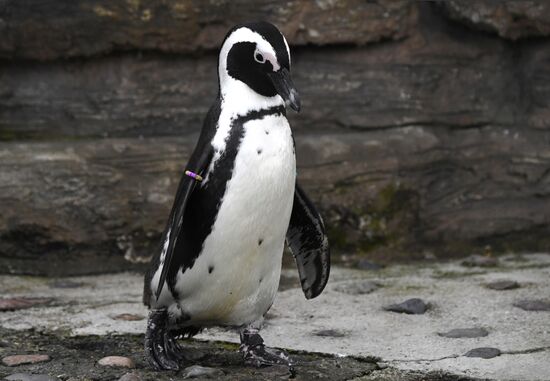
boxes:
[287,183,331,300]
[154,284,163,301]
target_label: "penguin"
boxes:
[143,21,330,371]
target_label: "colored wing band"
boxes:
[185,170,203,182]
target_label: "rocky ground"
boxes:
[1,253,549,381]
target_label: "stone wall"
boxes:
[1,1,550,275]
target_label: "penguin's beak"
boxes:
[268,68,301,112]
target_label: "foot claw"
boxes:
[144,309,181,371]
[240,331,294,369]
[164,331,185,362]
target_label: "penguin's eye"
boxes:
[254,50,266,64]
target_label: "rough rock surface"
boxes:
[2,2,550,272]
[0,0,415,61]
[440,0,550,40]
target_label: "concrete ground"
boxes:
[1,253,549,380]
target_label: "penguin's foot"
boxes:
[239,330,294,370]
[144,308,182,371]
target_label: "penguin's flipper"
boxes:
[153,140,214,301]
[286,183,330,299]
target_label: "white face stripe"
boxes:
[218,27,279,89]
[282,34,291,68]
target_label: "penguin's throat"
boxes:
[220,78,284,116]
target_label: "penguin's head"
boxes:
[218,21,301,112]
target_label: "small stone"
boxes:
[49,280,84,289]
[97,356,135,368]
[181,365,224,379]
[180,349,206,362]
[118,372,142,381]
[513,299,550,311]
[356,259,384,271]
[461,255,498,267]
[384,298,428,314]
[438,328,489,338]
[0,298,52,312]
[111,313,145,321]
[485,280,520,290]
[464,347,501,359]
[5,374,58,381]
[334,281,379,295]
[2,355,51,367]
[313,329,347,338]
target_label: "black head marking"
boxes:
[223,21,291,97]
[227,41,277,97]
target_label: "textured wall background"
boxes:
[1,0,550,275]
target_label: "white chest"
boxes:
[172,114,296,326]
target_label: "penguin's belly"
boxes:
[173,115,296,326]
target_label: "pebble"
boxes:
[5,374,57,381]
[461,255,498,267]
[180,349,207,362]
[313,329,347,338]
[49,280,84,289]
[356,259,384,271]
[118,372,142,381]
[111,313,145,321]
[97,356,135,368]
[2,354,51,367]
[485,280,519,290]
[464,347,501,359]
[333,281,379,295]
[181,365,224,379]
[513,299,550,311]
[0,298,52,312]
[438,328,489,338]
[384,298,428,314]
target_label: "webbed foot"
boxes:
[144,308,183,370]
[239,330,294,370]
